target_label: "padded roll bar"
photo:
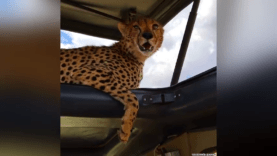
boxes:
[170,0,200,86]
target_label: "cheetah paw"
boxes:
[117,130,128,144]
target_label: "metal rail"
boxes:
[170,0,200,86]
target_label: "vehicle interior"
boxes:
[60,0,217,155]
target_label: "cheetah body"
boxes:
[60,45,143,89]
[60,18,164,143]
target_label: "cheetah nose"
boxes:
[142,32,153,40]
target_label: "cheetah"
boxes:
[60,17,164,143]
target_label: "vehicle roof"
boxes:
[61,0,193,40]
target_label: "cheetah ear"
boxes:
[118,22,127,37]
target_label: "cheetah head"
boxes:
[118,17,164,58]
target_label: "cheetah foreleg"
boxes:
[72,66,139,143]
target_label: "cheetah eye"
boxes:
[153,24,159,30]
[133,25,140,29]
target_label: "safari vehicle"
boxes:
[60,0,216,155]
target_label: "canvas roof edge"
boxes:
[61,18,122,41]
[61,0,194,41]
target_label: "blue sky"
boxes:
[61,31,72,45]
[61,0,216,88]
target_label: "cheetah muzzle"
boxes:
[60,17,164,143]
[139,42,154,52]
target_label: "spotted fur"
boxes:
[60,17,164,143]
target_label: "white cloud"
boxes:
[60,43,74,49]
[61,30,116,48]
[60,0,216,88]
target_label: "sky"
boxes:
[61,0,216,88]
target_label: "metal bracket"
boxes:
[127,8,137,24]
[142,90,182,105]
